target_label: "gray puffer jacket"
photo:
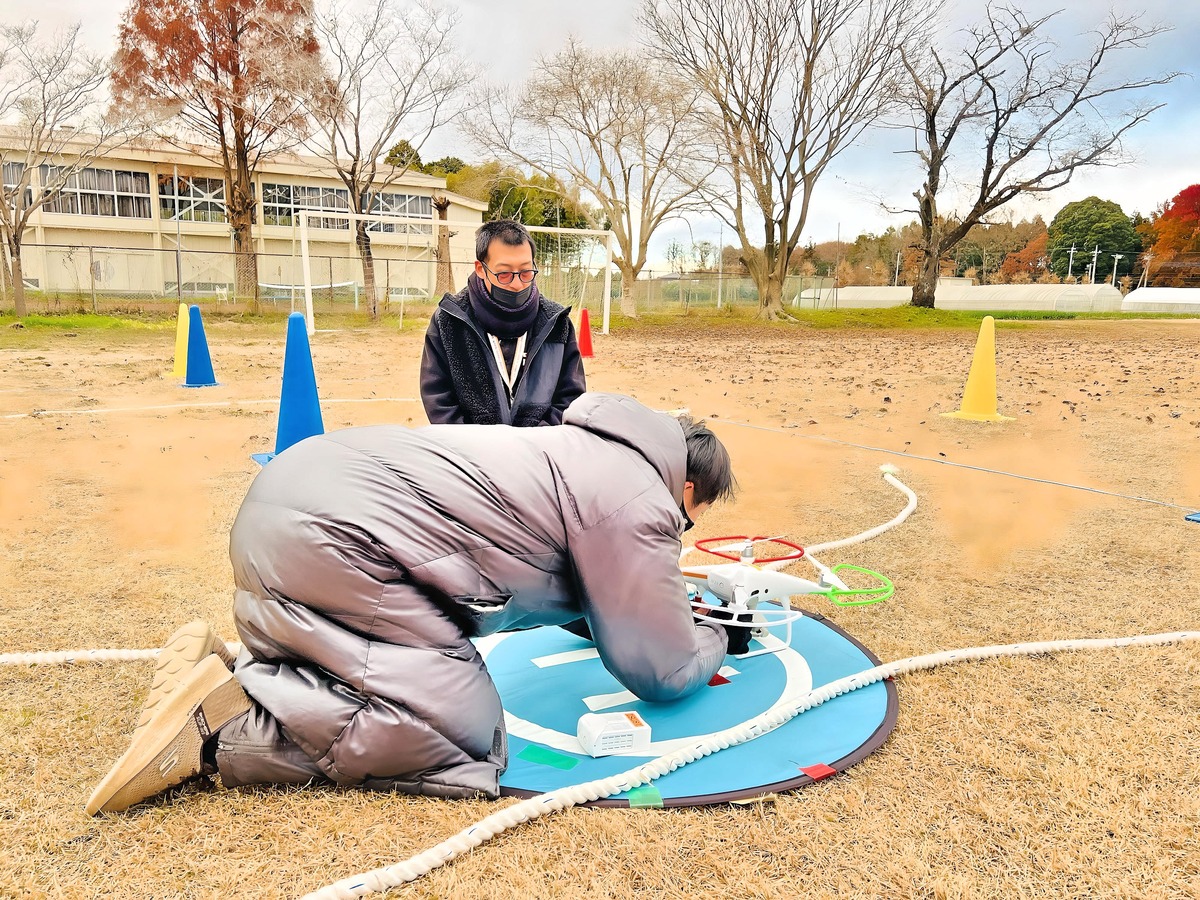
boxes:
[228,393,728,799]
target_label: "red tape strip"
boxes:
[800,763,837,780]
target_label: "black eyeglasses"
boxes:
[481,261,538,285]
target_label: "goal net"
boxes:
[295,208,614,335]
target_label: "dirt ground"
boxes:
[1,315,1198,899]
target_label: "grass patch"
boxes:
[2,303,1191,338]
[0,307,437,335]
[0,312,170,331]
[606,304,1198,332]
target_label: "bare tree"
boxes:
[641,0,939,319]
[306,0,471,319]
[475,38,709,316]
[0,22,140,317]
[112,0,325,306]
[665,239,689,276]
[898,5,1179,308]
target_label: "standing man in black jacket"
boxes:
[420,219,587,426]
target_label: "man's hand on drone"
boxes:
[706,606,754,656]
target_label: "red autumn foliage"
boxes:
[112,0,324,298]
[1150,184,1200,261]
[998,231,1049,282]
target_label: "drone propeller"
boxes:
[691,535,806,564]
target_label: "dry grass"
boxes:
[1,317,1198,899]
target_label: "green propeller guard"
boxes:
[825,564,893,607]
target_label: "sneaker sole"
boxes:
[87,656,251,815]
[134,621,236,733]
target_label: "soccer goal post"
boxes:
[296,209,616,336]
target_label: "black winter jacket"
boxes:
[420,287,586,426]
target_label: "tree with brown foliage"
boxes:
[997,231,1049,284]
[111,0,323,304]
[1146,185,1200,285]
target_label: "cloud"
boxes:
[27,0,1200,263]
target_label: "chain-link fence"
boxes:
[0,237,615,321]
[623,271,835,311]
[0,240,853,320]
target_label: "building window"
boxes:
[260,182,432,233]
[1,162,32,209]
[41,165,152,218]
[368,192,433,234]
[158,174,230,223]
[2,161,24,190]
[262,182,351,230]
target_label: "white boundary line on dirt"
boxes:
[714,418,1199,514]
[1,398,418,420]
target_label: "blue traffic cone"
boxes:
[252,312,324,465]
[182,305,218,387]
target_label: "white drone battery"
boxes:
[577,711,653,757]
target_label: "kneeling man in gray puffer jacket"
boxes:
[88,392,741,814]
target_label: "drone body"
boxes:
[680,536,892,658]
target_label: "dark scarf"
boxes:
[467,272,541,338]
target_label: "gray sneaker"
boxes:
[134,621,236,733]
[87,655,251,815]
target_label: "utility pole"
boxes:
[173,163,183,301]
[1090,245,1100,284]
[716,223,723,309]
[893,249,902,286]
[1067,244,1076,280]
[832,222,840,309]
[1110,254,1123,287]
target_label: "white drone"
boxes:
[680,535,892,658]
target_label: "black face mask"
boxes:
[680,502,695,533]
[490,283,533,307]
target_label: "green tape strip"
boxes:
[625,785,664,808]
[517,745,579,771]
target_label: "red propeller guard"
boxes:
[693,535,806,563]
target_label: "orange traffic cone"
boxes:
[578,307,594,358]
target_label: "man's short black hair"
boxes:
[477,219,536,263]
[678,415,736,506]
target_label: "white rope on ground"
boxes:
[0,648,159,666]
[790,465,917,560]
[1,398,418,420]
[683,465,917,568]
[298,629,1200,900]
[0,645,246,667]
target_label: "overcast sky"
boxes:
[28,0,1200,268]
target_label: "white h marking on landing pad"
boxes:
[475,631,813,757]
[582,666,742,712]
[531,647,600,668]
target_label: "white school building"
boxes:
[0,127,486,304]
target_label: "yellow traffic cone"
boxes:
[942,315,1013,422]
[171,302,189,379]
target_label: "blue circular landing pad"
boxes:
[476,610,897,807]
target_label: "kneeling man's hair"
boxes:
[678,415,737,506]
